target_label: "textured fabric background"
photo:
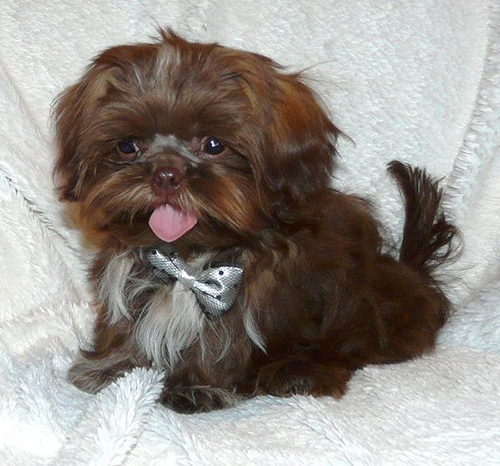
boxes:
[0,1,499,464]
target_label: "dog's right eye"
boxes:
[117,139,140,159]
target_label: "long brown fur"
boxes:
[54,30,459,413]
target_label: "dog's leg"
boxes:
[160,385,239,414]
[67,349,139,393]
[253,357,353,398]
[67,310,147,393]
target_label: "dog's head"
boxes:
[54,30,339,248]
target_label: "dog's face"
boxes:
[54,30,338,249]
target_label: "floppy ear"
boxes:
[53,63,116,201]
[263,73,339,201]
[53,42,158,201]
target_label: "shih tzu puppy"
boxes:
[54,30,458,413]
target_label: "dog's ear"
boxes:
[53,43,156,201]
[53,62,114,201]
[238,59,339,205]
[263,73,339,201]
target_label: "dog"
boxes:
[54,29,458,413]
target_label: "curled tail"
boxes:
[388,161,460,279]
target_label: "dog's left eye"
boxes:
[117,139,140,159]
[201,137,226,156]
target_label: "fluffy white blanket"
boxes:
[0,0,499,464]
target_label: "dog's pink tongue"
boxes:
[149,204,197,242]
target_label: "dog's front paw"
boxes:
[256,359,352,398]
[67,353,136,394]
[160,386,239,414]
[67,357,117,393]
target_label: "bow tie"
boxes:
[147,244,243,318]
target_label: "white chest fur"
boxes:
[97,249,265,370]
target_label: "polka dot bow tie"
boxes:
[147,244,243,318]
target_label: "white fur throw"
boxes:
[0,1,499,464]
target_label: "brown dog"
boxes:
[54,30,458,413]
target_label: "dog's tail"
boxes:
[387,161,460,280]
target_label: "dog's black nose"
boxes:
[152,166,184,194]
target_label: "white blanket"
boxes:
[1,0,499,464]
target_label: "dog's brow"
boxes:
[150,134,198,163]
